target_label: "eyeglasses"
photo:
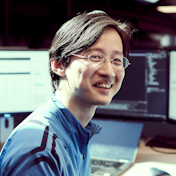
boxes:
[71,53,131,69]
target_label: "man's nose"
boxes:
[97,60,116,78]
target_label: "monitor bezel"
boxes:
[167,50,176,124]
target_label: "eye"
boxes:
[113,56,123,65]
[89,53,103,62]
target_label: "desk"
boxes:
[121,140,176,176]
[136,140,176,164]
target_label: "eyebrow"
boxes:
[83,47,123,56]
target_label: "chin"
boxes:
[95,99,112,106]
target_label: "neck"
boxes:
[55,89,97,128]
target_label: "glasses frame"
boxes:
[71,53,131,69]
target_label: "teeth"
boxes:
[96,83,112,88]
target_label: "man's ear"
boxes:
[51,60,66,77]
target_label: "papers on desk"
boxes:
[122,162,176,176]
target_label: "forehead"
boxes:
[83,27,123,55]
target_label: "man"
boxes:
[0,10,135,176]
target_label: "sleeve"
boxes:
[0,125,68,176]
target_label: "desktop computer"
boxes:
[0,50,53,149]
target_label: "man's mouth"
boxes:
[94,83,113,89]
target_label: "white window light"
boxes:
[143,0,159,3]
[160,35,170,47]
[136,0,159,3]
[157,5,176,13]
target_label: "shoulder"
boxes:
[0,96,73,176]
[0,120,69,176]
[0,107,70,176]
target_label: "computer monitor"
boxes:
[0,50,53,116]
[95,49,168,121]
[168,50,176,123]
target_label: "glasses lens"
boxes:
[113,56,123,66]
[123,57,130,69]
[88,53,105,65]
[88,53,130,69]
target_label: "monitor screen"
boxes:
[95,49,168,120]
[168,50,176,123]
[0,50,53,114]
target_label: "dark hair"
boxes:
[49,10,136,91]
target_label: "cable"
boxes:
[142,136,176,154]
[150,146,176,154]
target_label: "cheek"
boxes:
[113,69,125,96]
[77,66,98,92]
[70,62,93,86]
[116,69,125,82]
[80,64,96,79]
[121,70,125,81]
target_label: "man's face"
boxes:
[62,27,125,106]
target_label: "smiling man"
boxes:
[0,10,135,176]
[52,26,126,128]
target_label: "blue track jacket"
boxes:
[0,95,101,176]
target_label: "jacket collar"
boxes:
[51,95,102,154]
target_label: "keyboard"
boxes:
[91,159,124,169]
